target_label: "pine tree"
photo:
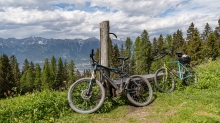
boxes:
[41,58,50,90]
[157,34,164,53]
[120,44,125,57]
[34,63,41,91]
[22,59,29,74]
[186,22,195,41]
[187,28,204,66]
[133,36,141,74]
[94,48,100,61]
[25,67,34,92]
[50,55,57,89]
[124,37,133,73]
[205,32,218,60]
[214,19,220,52]
[202,23,213,41]
[124,37,133,57]
[75,69,81,80]
[56,57,64,90]
[173,29,184,55]
[68,60,75,87]
[0,54,14,97]
[9,55,20,92]
[164,35,174,53]
[151,37,158,56]
[139,30,152,74]
[63,60,69,89]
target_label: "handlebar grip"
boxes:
[109,33,117,38]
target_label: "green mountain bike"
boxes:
[68,49,153,114]
[154,52,198,93]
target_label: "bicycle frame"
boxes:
[163,60,192,80]
[91,61,128,91]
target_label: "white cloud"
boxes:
[0,0,219,41]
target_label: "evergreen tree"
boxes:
[139,30,152,74]
[124,37,133,57]
[22,59,29,74]
[120,44,125,57]
[157,34,164,53]
[0,54,14,97]
[25,67,34,92]
[68,60,75,87]
[186,22,195,41]
[63,60,69,89]
[111,44,120,78]
[187,28,204,66]
[94,48,100,61]
[164,35,174,53]
[202,23,213,41]
[34,63,41,91]
[30,61,35,72]
[133,36,141,74]
[214,19,220,52]
[75,69,81,80]
[56,57,64,90]
[124,37,133,73]
[50,55,57,89]
[173,29,184,54]
[151,37,158,56]
[9,55,20,91]
[41,58,50,90]
[205,32,219,60]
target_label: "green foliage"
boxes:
[0,90,69,123]
[195,58,220,89]
[0,54,14,97]
[204,32,219,60]
[187,28,204,66]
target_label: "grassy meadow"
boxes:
[0,59,220,123]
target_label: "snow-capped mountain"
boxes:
[0,37,124,70]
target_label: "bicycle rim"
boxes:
[126,75,153,106]
[183,65,198,86]
[68,78,105,114]
[155,68,175,93]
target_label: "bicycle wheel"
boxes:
[68,78,105,114]
[183,64,198,86]
[126,75,153,106]
[154,68,175,93]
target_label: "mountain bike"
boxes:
[154,52,198,93]
[68,49,153,114]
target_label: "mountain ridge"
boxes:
[0,37,124,70]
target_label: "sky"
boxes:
[0,0,219,41]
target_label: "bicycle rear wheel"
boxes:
[154,68,175,93]
[126,75,153,106]
[183,64,198,86]
[68,78,105,114]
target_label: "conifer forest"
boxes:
[0,20,220,98]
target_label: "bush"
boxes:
[195,59,220,90]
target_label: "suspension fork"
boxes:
[86,71,96,96]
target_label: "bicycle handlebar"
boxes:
[109,33,117,38]
[153,52,171,61]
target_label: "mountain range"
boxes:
[0,37,124,70]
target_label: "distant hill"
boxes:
[0,37,124,70]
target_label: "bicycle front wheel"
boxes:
[154,68,175,93]
[68,78,105,114]
[183,64,198,86]
[126,75,153,106]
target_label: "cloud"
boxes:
[0,0,219,41]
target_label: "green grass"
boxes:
[1,59,220,123]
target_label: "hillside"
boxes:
[0,59,220,122]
